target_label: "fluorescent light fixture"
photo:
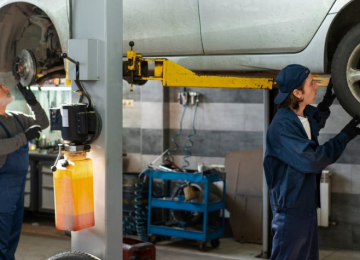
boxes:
[30,86,71,91]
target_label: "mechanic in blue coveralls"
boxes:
[263,64,360,260]
[0,82,48,260]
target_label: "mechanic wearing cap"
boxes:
[263,64,360,260]
[0,82,48,260]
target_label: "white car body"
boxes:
[122,0,353,73]
[0,0,358,83]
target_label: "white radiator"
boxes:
[317,170,332,227]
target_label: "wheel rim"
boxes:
[16,49,37,86]
[346,43,360,102]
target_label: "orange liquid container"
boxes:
[53,151,95,231]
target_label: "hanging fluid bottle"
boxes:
[53,150,95,231]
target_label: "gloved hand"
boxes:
[317,78,336,112]
[341,116,360,142]
[17,82,38,105]
[24,125,41,141]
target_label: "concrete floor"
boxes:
[14,218,360,260]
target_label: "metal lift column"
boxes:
[70,1,123,259]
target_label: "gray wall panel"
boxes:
[123,81,141,101]
[123,128,141,153]
[168,129,263,157]
[169,87,264,103]
[319,193,360,250]
[331,193,359,224]
[141,129,165,155]
[142,81,170,102]
[220,131,263,153]
[339,137,360,164]
[318,221,353,250]
[168,129,221,157]
[122,81,170,102]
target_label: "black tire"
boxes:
[332,23,360,117]
[198,242,207,252]
[210,239,220,248]
[47,251,100,260]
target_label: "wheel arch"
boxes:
[0,0,69,52]
[0,1,68,85]
[325,0,360,73]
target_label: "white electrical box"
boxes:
[68,39,100,81]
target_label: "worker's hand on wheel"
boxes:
[17,82,38,106]
[341,116,360,142]
[24,125,41,141]
[317,78,336,112]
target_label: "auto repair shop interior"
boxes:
[1,0,360,260]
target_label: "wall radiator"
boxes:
[317,170,332,227]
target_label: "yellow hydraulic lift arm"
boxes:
[123,42,328,91]
[124,42,274,91]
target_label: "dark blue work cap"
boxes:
[274,64,311,104]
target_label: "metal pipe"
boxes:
[69,0,72,39]
[262,89,270,258]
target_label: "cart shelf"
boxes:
[144,169,226,251]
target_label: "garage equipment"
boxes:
[124,41,331,91]
[49,53,102,231]
[144,169,226,252]
[123,41,275,91]
[123,152,168,241]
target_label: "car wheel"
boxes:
[332,23,360,117]
[47,251,100,260]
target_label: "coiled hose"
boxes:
[133,179,148,241]
[182,101,198,169]
[123,171,149,241]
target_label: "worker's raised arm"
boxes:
[315,78,336,130]
[16,83,49,130]
[279,126,348,174]
[279,115,360,173]
[22,103,49,130]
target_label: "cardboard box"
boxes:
[225,149,263,244]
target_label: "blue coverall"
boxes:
[0,113,28,260]
[263,105,348,260]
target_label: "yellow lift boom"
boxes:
[123,41,328,91]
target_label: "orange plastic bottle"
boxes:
[53,151,95,231]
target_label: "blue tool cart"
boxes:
[145,169,226,251]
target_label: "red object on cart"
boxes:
[123,237,156,260]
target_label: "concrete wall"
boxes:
[122,79,264,172]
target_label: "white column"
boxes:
[70,1,123,259]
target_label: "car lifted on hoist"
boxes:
[2,0,360,117]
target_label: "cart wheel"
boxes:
[211,239,220,248]
[198,241,207,252]
[157,235,171,242]
[149,234,158,244]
